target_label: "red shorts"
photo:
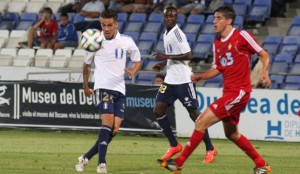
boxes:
[209,90,250,125]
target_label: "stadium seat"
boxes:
[117,13,128,22]
[234,15,244,29]
[224,0,233,5]
[123,31,140,43]
[294,54,300,63]
[285,76,300,84]
[200,23,215,34]
[129,13,146,22]
[153,41,164,53]
[273,54,294,64]
[139,32,158,43]
[73,13,85,24]
[197,34,215,43]
[0,48,17,66]
[247,5,268,22]
[183,23,201,34]
[203,80,222,88]
[186,33,197,43]
[262,42,280,55]
[263,35,282,44]
[279,45,299,57]
[7,1,27,14]
[192,42,212,59]
[148,13,163,22]
[25,1,45,13]
[68,60,82,69]
[71,49,85,61]
[289,63,300,74]
[143,22,163,33]
[282,36,300,46]
[187,15,205,24]
[253,0,271,18]
[0,38,7,48]
[159,33,164,41]
[13,48,35,66]
[177,14,186,26]
[6,30,27,48]
[35,49,53,67]
[143,59,163,71]
[0,30,10,39]
[15,21,34,30]
[283,83,300,90]
[117,21,124,32]
[124,22,143,32]
[20,13,38,23]
[136,73,157,85]
[270,75,286,84]
[234,0,252,6]
[138,41,154,55]
[206,15,214,24]
[270,62,289,73]
[232,3,247,17]
[287,25,300,36]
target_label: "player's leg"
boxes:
[154,84,181,160]
[223,121,271,173]
[158,107,220,172]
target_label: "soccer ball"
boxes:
[80,29,104,52]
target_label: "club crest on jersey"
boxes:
[115,47,124,59]
[166,44,173,53]
[228,43,232,50]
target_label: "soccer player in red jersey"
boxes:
[158,5,272,174]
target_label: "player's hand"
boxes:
[191,73,202,83]
[84,88,94,97]
[153,52,168,60]
[153,63,163,72]
[125,68,135,79]
[257,72,271,88]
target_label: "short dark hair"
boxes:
[101,9,118,20]
[60,13,68,18]
[164,5,178,14]
[43,7,53,15]
[215,5,236,24]
[155,74,165,80]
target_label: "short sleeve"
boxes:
[84,51,95,64]
[173,29,191,54]
[53,21,59,33]
[240,30,263,54]
[127,38,141,62]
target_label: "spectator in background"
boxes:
[178,0,223,15]
[59,0,89,14]
[166,0,189,8]
[54,13,78,51]
[119,0,149,13]
[251,51,270,89]
[74,0,105,32]
[154,74,165,85]
[108,0,133,12]
[19,7,58,48]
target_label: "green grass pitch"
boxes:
[0,130,299,174]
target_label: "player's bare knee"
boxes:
[112,128,119,136]
[188,109,199,121]
[225,132,240,142]
[195,119,206,132]
[153,107,165,118]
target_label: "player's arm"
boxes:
[191,68,220,83]
[126,61,141,79]
[153,59,167,72]
[82,63,93,96]
[126,38,142,78]
[154,51,192,61]
[257,49,271,87]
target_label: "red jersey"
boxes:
[38,19,58,38]
[213,29,263,92]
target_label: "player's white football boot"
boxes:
[75,156,89,172]
[97,163,107,173]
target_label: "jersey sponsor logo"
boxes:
[115,47,124,59]
[228,43,232,50]
[213,104,218,109]
[0,86,10,106]
[220,52,234,66]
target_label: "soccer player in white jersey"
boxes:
[153,6,217,163]
[75,9,141,173]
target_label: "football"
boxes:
[80,29,104,52]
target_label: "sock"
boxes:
[203,129,214,151]
[175,130,205,167]
[234,135,266,168]
[108,133,114,144]
[84,140,98,160]
[98,125,112,164]
[157,115,178,147]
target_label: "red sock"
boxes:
[235,135,266,168]
[175,130,205,167]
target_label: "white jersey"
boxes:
[163,25,192,84]
[84,32,141,95]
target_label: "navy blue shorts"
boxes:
[155,82,198,109]
[93,88,125,118]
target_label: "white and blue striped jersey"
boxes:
[84,32,141,95]
[163,25,192,84]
